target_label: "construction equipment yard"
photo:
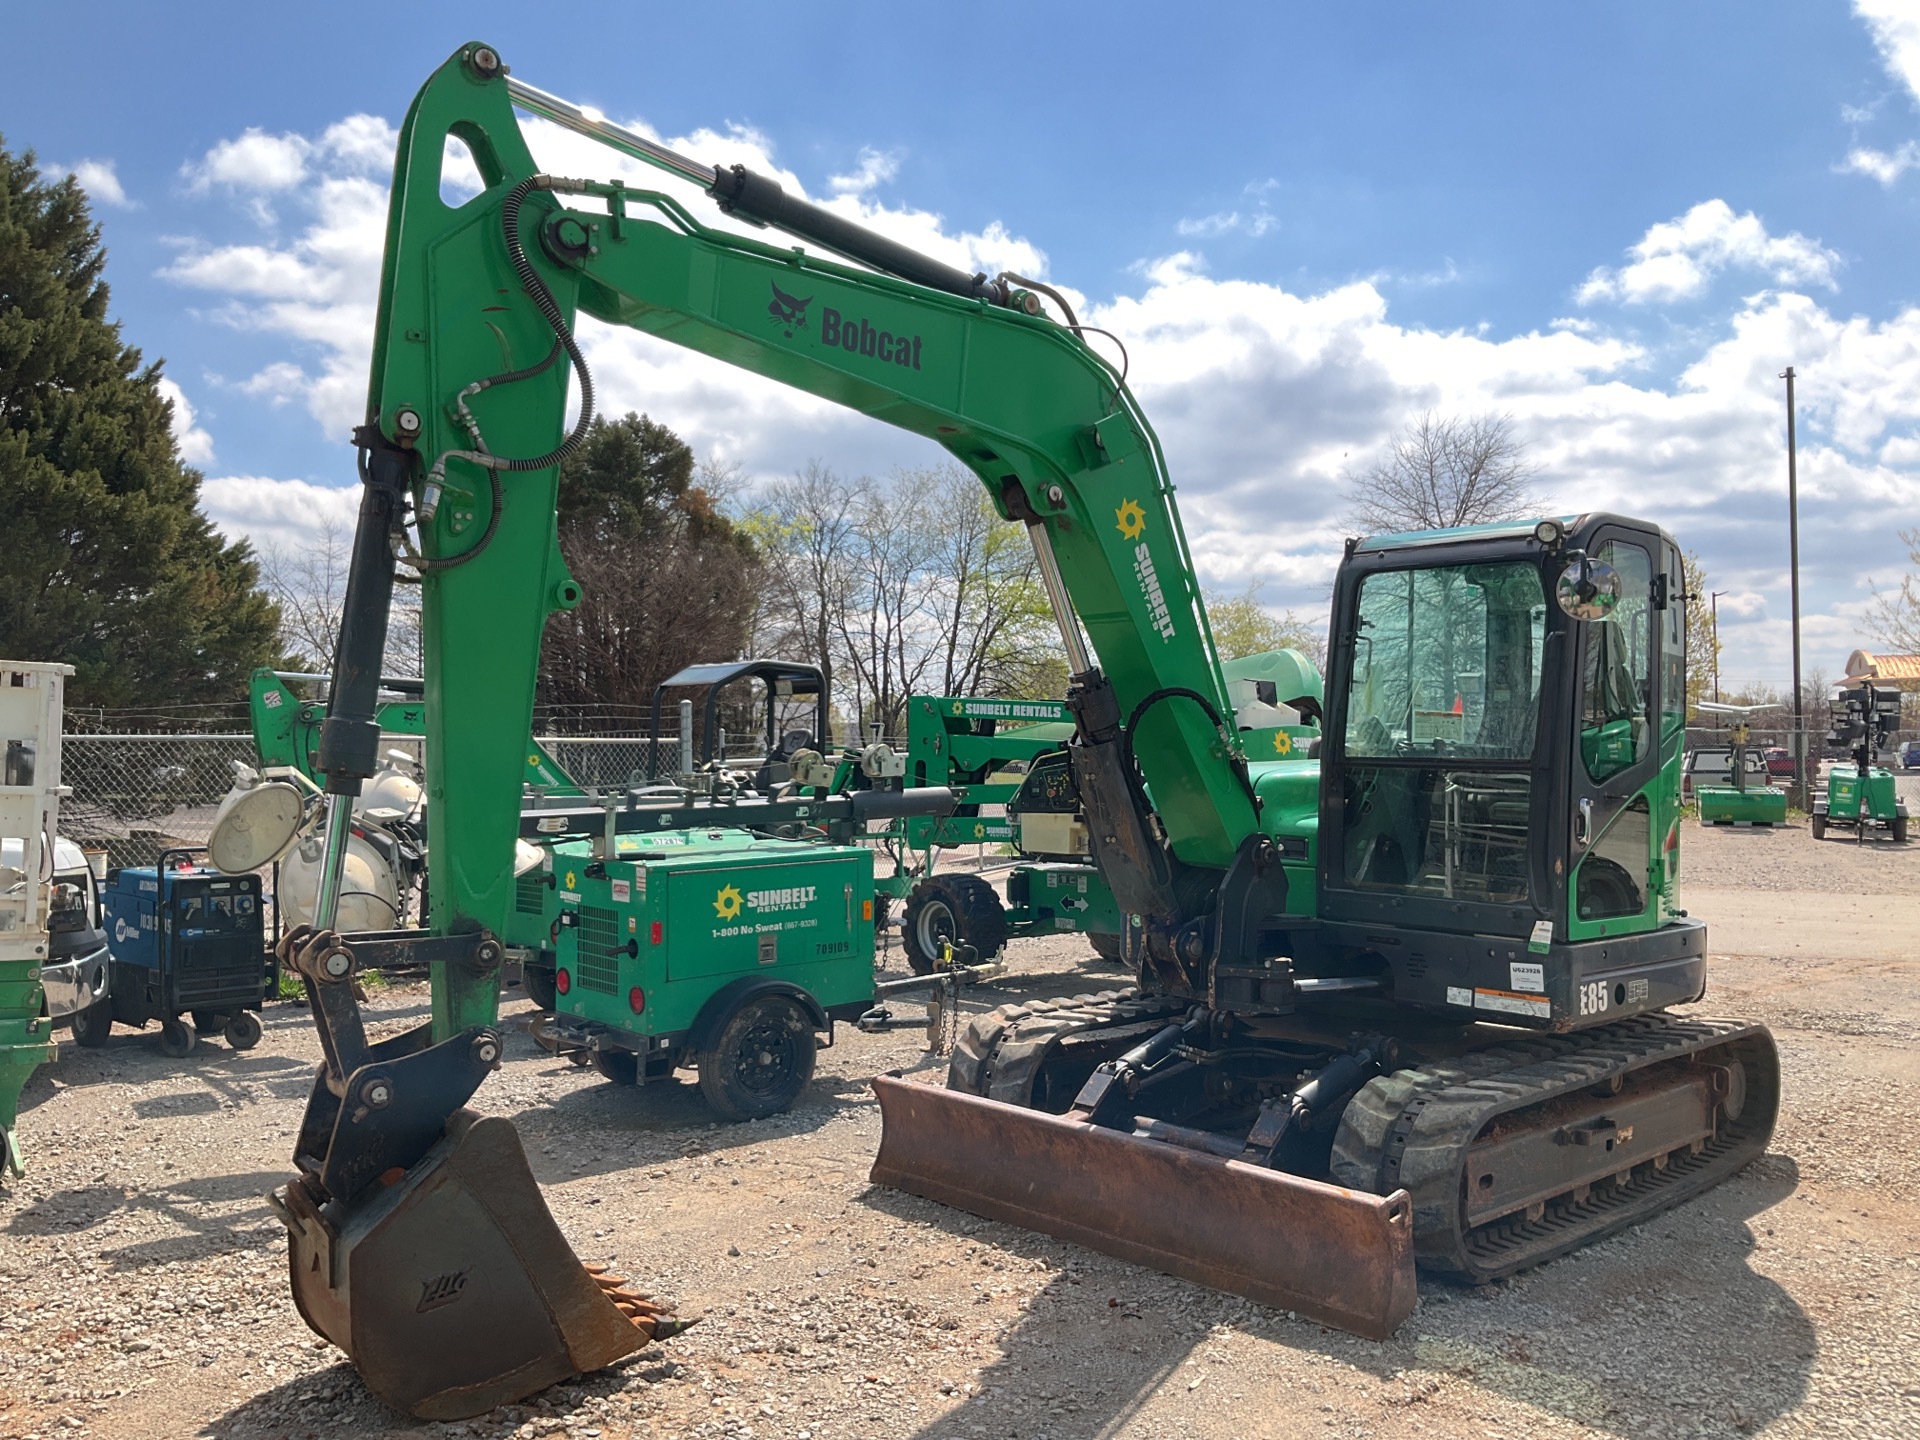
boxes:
[3,794,1915,1440]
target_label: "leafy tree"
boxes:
[1204,584,1326,666]
[1682,550,1719,710]
[1344,410,1538,534]
[536,413,760,727]
[0,141,280,706]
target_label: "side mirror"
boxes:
[1555,550,1621,622]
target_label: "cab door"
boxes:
[1565,527,1667,939]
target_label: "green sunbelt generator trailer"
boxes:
[1813,677,1910,842]
[269,43,1781,1417]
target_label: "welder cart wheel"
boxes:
[524,962,558,1011]
[1810,808,1827,841]
[697,994,817,1121]
[158,1018,196,1059]
[1893,813,1909,843]
[1088,931,1124,965]
[224,1011,263,1050]
[901,874,1009,976]
[69,999,112,1049]
[591,1049,639,1086]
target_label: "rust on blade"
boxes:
[870,1073,1417,1339]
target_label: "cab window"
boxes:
[1581,541,1652,783]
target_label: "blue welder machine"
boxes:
[79,848,271,1057]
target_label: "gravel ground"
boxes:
[3,814,1916,1440]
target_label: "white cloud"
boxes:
[185,128,312,193]
[828,147,900,194]
[155,377,215,465]
[161,109,1920,684]
[200,476,361,556]
[63,159,133,208]
[1855,0,1920,104]
[1839,139,1920,183]
[1578,200,1840,304]
[1176,210,1277,239]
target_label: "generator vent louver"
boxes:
[575,905,622,993]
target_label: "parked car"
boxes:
[1763,746,1796,778]
[1682,747,1770,800]
[1901,740,1920,770]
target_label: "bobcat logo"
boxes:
[768,281,813,338]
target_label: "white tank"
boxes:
[277,830,404,934]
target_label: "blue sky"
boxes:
[6,1,1919,687]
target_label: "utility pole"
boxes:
[1710,590,1724,711]
[1781,366,1804,807]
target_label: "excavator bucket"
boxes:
[274,1108,687,1421]
[871,1075,1417,1339]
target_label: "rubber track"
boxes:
[1330,1014,1780,1282]
[946,990,1189,1107]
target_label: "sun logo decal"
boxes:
[713,884,744,920]
[1115,499,1147,541]
[950,700,966,716]
[1272,732,1293,756]
[973,822,987,840]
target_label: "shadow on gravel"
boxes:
[856,1154,1812,1440]
[7,1169,288,1267]
[199,1346,681,1440]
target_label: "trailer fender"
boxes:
[687,977,831,1052]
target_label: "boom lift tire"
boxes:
[697,994,817,1120]
[68,1000,111,1049]
[902,874,1009,975]
[1088,931,1124,965]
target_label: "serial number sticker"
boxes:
[1446,986,1474,1008]
[1626,977,1649,1003]
[1510,961,1545,993]
[610,879,630,903]
[1475,987,1552,1020]
[1528,920,1554,954]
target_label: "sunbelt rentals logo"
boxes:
[1116,498,1176,641]
[714,881,817,920]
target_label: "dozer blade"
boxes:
[871,1074,1417,1339]
[276,1108,685,1421]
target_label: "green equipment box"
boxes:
[1697,784,1788,827]
[551,830,875,1066]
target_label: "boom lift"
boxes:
[287,43,1779,1413]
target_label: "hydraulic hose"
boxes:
[409,177,596,572]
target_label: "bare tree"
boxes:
[1682,550,1718,710]
[1866,528,1920,655]
[1344,410,1538,534]
[260,519,421,677]
[746,462,1065,737]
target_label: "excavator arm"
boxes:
[288,43,1364,1417]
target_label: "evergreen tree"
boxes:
[0,140,281,707]
[537,413,760,723]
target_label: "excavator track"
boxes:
[948,995,1779,1289]
[1330,1013,1779,1283]
[948,988,1187,1107]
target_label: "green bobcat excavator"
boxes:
[286,42,1779,1417]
